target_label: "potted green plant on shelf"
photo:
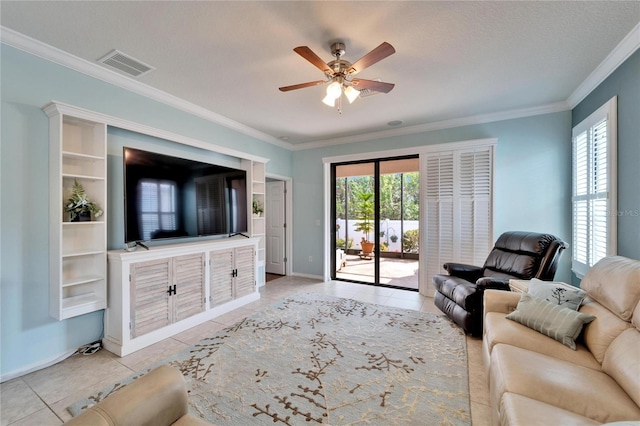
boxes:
[252,198,264,217]
[354,190,375,256]
[65,180,103,222]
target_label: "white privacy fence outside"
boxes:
[336,219,419,253]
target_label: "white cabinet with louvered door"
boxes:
[210,249,234,307]
[234,245,255,298]
[130,258,171,338]
[173,253,206,322]
[129,254,205,338]
[105,237,259,356]
[210,245,255,305]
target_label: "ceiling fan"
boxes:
[279,41,396,110]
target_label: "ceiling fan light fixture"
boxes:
[326,81,342,99]
[343,85,360,103]
[322,93,337,107]
[322,80,342,107]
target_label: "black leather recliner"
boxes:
[432,231,566,336]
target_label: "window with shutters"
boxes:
[571,97,617,278]
[423,145,494,289]
[138,179,178,240]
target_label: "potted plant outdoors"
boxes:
[354,190,375,256]
[252,198,264,217]
[65,180,103,222]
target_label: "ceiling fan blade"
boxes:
[293,46,333,74]
[346,42,396,75]
[279,80,326,92]
[351,78,395,93]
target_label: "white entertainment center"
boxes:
[44,101,268,356]
[105,237,259,356]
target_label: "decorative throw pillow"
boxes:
[528,278,587,311]
[506,293,596,350]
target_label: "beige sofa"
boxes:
[65,365,211,426]
[482,256,640,425]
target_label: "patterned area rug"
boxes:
[69,294,470,425]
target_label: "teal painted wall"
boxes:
[291,112,573,280]
[572,49,640,262]
[0,45,291,377]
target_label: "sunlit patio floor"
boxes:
[336,254,419,290]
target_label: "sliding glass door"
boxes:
[332,156,419,290]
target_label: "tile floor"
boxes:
[336,255,420,290]
[0,277,490,426]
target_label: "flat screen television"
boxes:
[123,147,248,243]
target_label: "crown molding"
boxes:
[0,26,291,150]
[321,137,497,165]
[567,22,640,108]
[43,101,270,163]
[292,102,570,151]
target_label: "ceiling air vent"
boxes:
[97,49,155,77]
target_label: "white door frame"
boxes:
[265,173,293,276]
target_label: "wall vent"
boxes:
[97,50,155,77]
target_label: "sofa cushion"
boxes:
[500,393,601,426]
[580,299,631,364]
[528,278,586,310]
[490,344,640,423]
[603,328,640,408]
[580,256,640,321]
[505,293,596,349]
[484,311,601,370]
[633,301,640,329]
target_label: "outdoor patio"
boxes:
[336,254,419,290]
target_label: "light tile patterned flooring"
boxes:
[0,277,490,425]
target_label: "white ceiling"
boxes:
[2,1,639,148]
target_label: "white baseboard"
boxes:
[1,348,76,383]
[289,272,324,281]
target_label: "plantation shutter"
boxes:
[422,145,493,294]
[458,149,492,266]
[130,258,171,338]
[424,152,454,292]
[173,253,206,322]
[210,249,234,306]
[234,246,255,298]
[571,97,617,277]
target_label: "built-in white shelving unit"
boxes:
[44,101,269,342]
[45,104,107,320]
[244,159,266,286]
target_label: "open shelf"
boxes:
[62,275,104,288]
[46,103,108,320]
[61,293,106,319]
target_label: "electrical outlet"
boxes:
[308,256,313,262]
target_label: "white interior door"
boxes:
[266,181,286,275]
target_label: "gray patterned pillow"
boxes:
[506,293,596,350]
[528,278,587,311]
